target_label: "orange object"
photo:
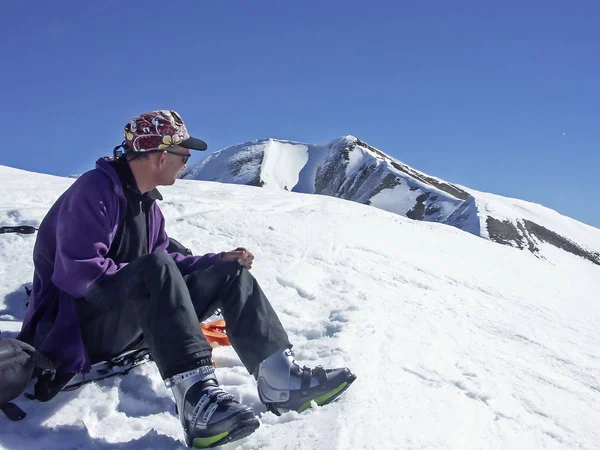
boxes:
[201,319,231,347]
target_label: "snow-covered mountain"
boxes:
[182,136,600,266]
[1,164,599,449]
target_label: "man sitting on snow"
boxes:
[18,110,355,448]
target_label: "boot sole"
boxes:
[191,416,260,448]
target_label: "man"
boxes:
[18,110,356,448]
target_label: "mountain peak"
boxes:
[181,137,600,266]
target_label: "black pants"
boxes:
[77,253,290,378]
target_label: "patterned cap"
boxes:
[123,110,207,153]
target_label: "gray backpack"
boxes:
[0,337,53,421]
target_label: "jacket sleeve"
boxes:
[151,204,222,276]
[51,175,126,298]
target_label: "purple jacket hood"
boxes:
[18,158,221,372]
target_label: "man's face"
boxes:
[156,144,191,186]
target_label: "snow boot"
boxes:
[166,366,259,448]
[255,348,356,415]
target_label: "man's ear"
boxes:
[156,150,167,169]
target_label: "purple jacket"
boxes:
[18,158,221,373]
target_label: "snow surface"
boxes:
[1,164,600,449]
[368,181,423,217]
[444,196,483,237]
[293,143,330,194]
[259,139,309,191]
[344,138,367,179]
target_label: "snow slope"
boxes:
[1,164,600,449]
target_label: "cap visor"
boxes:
[181,136,208,151]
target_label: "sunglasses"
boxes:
[164,149,191,164]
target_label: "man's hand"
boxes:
[221,247,254,269]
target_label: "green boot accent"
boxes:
[192,431,229,448]
[297,381,348,413]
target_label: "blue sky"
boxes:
[1,1,598,227]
